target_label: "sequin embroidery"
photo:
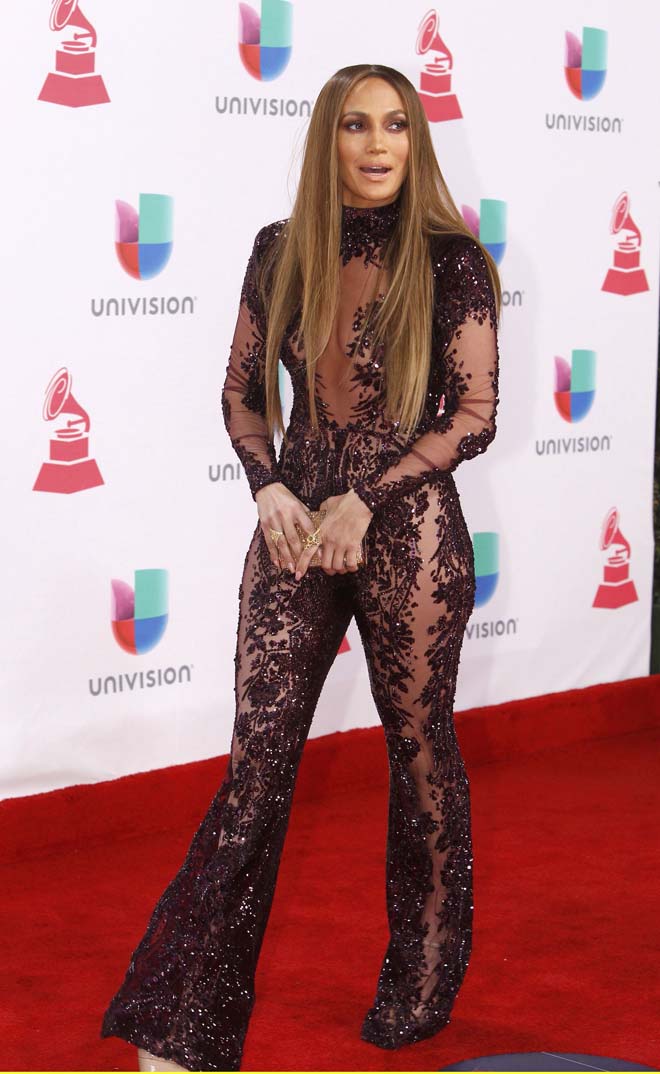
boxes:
[100,196,500,1070]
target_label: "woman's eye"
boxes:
[342,118,408,132]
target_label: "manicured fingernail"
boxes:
[295,571,301,581]
[288,562,294,572]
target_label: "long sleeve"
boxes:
[221,225,282,500]
[351,236,499,515]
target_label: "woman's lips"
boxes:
[359,165,392,180]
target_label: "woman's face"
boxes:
[337,76,410,209]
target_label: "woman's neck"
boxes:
[340,196,401,260]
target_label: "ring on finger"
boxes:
[301,525,323,549]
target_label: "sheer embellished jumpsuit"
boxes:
[100,197,500,1071]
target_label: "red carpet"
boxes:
[2,675,659,1071]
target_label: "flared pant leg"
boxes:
[353,480,476,1048]
[100,524,354,1071]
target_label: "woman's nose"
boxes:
[367,137,386,153]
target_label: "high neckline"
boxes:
[340,196,401,262]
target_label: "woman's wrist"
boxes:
[254,478,285,503]
[348,484,376,518]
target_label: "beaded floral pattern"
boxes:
[100,198,500,1070]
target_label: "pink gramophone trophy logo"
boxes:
[592,507,638,609]
[38,0,110,108]
[601,192,649,296]
[33,368,104,494]
[416,9,462,123]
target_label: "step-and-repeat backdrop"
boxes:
[2,0,659,798]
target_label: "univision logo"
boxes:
[545,25,621,134]
[461,199,506,265]
[115,194,173,280]
[565,27,607,100]
[111,569,168,654]
[209,461,246,485]
[554,350,596,422]
[239,0,292,81]
[93,194,194,317]
[216,1,309,117]
[536,348,611,457]
[461,199,523,306]
[473,532,498,607]
[466,531,518,640]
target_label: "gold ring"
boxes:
[344,549,363,566]
[269,529,284,545]
[301,525,323,549]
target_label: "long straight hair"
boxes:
[259,63,502,442]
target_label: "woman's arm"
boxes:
[350,236,499,515]
[221,224,284,500]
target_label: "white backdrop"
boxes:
[2,0,658,799]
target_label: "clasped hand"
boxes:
[255,482,373,581]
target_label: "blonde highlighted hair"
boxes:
[258,62,502,442]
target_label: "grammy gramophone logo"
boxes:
[38,0,109,108]
[415,9,462,123]
[592,507,638,610]
[33,368,104,494]
[601,192,649,296]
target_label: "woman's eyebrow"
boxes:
[340,108,408,119]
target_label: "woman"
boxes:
[100,63,501,1072]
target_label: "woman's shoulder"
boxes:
[429,230,488,277]
[428,230,497,325]
[251,216,290,258]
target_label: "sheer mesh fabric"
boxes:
[100,197,500,1069]
[222,202,498,508]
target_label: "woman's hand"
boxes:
[294,488,373,581]
[254,482,318,574]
